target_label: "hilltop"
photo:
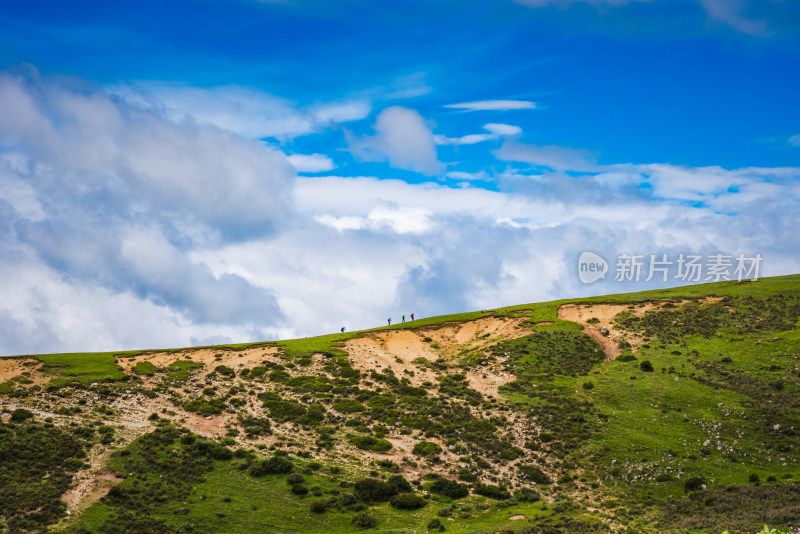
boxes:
[2,275,800,533]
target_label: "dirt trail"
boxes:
[557,297,724,359]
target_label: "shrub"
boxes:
[429,478,469,499]
[214,365,235,377]
[617,354,637,362]
[640,360,654,372]
[287,472,305,485]
[582,381,594,389]
[412,440,441,456]
[684,476,706,492]
[354,478,399,502]
[310,500,327,513]
[10,408,34,422]
[517,464,551,485]
[249,455,293,477]
[515,488,541,502]
[333,399,366,413]
[749,473,760,484]
[390,493,426,510]
[473,483,511,500]
[427,518,446,531]
[351,435,393,453]
[183,398,226,416]
[351,511,377,529]
[387,474,413,494]
[290,484,309,495]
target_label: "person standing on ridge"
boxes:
[341,327,345,333]
[402,314,405,323]
[410,313,414,321]
[387,318,392,325]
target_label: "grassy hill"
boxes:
[2,275,800,533]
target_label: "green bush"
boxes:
[214,365,235,377]
[517,464,551,485]
[390,492,426,510]
[10,408,34,422]
[412,440,441,456]
[684,476,706,492]
[351,511,377,529]
[427,518,446,531]
[351,434,392,452]
[428,478,469,499]
[183,398,226,415]
[249,455,293,477]
[354,477,404,502]
[473,483,511,500]
[333,399,366,413]
[515,488,541,502]
[640,360,654,372]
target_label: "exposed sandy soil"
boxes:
[0,357,47,387]
[115,346,282,373]
[557,297,725,359]
[62,469,123,513]
[509,514,527,520]
[346,316,534,396]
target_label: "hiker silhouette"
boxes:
[402,314,405,323]
[387,318,391,325]
[410,313,414,321]
[341,327,345,333]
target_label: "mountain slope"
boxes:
[1,275,800,533]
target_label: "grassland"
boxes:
[1,274,800,533]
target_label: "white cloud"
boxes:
[484,123,522,136]
[445,100,537,112]
[494,141,600,172]
[434,133,495,145]
[435,123,522,145]
[446,171,490,181]
[347,106,443,175]
[789,134,800,147]
[315,206,433,234]
[0,69,293,354]
[109,83,371,140]
[287,153,336,173]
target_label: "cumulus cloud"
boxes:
[346,106,443,175]
[0,68,293,354]
[445,100,537,112]
[789,134,800,147]
[287,153,336,173]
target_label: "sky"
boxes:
[0,0,798,355]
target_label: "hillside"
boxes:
[2,275,800,533]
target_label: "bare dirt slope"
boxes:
[345,316,534,396]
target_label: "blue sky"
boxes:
[0,0,798,354]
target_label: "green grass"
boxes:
[35,352,127,388]
[132,361,157,376]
